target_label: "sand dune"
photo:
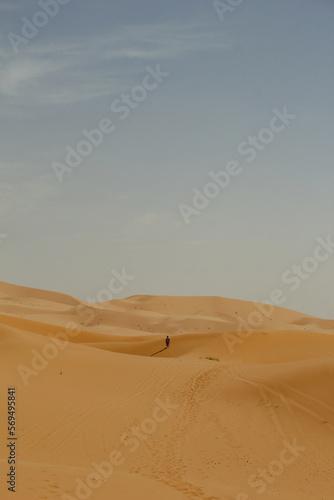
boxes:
[0,281,333,499]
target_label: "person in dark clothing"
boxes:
[165,335,170,348]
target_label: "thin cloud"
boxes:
[0,21,232,106]
[0,58,61,97]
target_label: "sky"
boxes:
[0,0,333,319]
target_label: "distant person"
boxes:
[165,335,170,348]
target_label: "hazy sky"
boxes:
[1,0,333,319]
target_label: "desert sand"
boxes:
[0,280,333,499]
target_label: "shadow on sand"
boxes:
[150,347,168,357]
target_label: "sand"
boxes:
[0,280,333,499]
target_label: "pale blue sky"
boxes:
[1,0,333,318]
